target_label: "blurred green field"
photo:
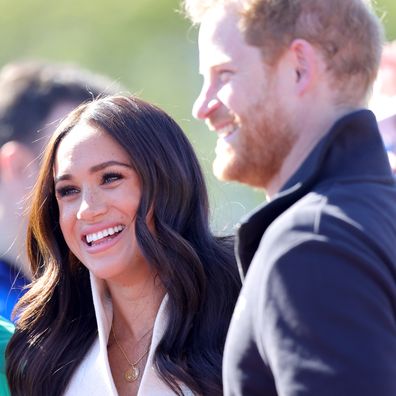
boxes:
[0,0,393,232]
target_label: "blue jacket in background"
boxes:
[0,260,27,321]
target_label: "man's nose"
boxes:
[192,85,221,120]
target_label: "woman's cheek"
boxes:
[59,204,76,248]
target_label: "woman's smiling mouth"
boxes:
[84,225,125,246]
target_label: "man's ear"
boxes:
[0,141,34,182]
[289,39,321,96]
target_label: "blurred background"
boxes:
[0,0,395,233]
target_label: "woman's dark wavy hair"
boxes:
[6,95,241,396]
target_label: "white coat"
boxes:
[65,273,194,395]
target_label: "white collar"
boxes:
[64,272,193,395]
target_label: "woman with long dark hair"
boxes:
[6,95,240,396]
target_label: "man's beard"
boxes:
[214,95,296,189]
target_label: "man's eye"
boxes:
[102,172,123,184]
[219,70,233,83]
[56,186,79,197]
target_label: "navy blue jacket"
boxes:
[223,110,396,395]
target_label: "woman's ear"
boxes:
[146,205,156,234]
[0,140,35,182]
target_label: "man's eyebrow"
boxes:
[54,160,132,184]
[199,60,233,74]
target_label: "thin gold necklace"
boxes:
[111,326,153,382]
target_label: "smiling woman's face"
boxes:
[53,121,149,283]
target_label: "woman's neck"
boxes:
[106,271,165,341]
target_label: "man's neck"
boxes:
[266,105,361,198]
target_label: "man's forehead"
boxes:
[186,0,246,24]
[198,8,245,69]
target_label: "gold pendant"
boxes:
[124,365,140,382]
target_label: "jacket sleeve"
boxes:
[256,229,396,396]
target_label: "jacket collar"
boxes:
[65,274,195,395]
[235,109,394,278]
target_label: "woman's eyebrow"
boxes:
[54,160,132,184]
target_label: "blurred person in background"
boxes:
[370,40,396,172]
[6,95,241,396]
[0,60,119,320]
[184,0,396,395]
[0,316,13,396]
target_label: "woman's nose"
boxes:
[76,190,107,221]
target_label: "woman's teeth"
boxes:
[85,225,124,244]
